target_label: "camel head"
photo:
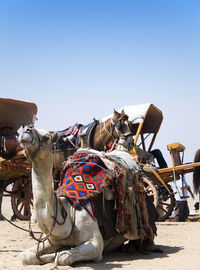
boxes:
[19,125,58,160]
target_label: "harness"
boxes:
[56,120,99,152]
[99,117,128,151]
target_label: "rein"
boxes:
[29,193,75,264]
[99,117,124,150]
[0,214,40,234]
[29,193,68,242]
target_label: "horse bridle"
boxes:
[100,116,130,150]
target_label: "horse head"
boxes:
[111,109,132,138]
[101,109,133,151]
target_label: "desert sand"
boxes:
[0,197,200,270]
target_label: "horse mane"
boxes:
[193,149,200,194]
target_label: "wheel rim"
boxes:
[156,184,175,221]
[11,177,33,220]
[143,177,159,207]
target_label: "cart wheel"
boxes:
[11,177,33,220]
[156,184,175,221]
[143,177,159,207]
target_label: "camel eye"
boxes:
[42,135,50,143]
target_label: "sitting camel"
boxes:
[19,125,157,266]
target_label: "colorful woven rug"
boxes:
[57,152,110,209]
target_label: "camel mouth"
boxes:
[19,132,33,146]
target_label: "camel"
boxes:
[19,125,156,266]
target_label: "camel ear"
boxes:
[52,132,59,143]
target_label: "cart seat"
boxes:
[167,142,185,166]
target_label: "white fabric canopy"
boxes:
[101,103,163,135]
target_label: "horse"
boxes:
[193,149,200,194]
[52,109,132,179]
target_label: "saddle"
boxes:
[56,119,99,152]
[57,148,157,243]
[79,119,99,148]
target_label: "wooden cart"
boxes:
[124,103,200,221]
[0,98,37,220]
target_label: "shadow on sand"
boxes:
[72,244,183,269]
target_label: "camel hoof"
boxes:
[21,250,40,265]
[21,250,33,265]
[55,251,72,266]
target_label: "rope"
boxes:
[104,121,115,142]
[1,214,40,234]
[99,117,122,151]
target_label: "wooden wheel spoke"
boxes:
[19,202,25,213]
[157,204,168,213]
[16,198,23,206]
[159,201,171,206]
[156,184,175,221]
[159,189,169,195]
[11,176,32,220]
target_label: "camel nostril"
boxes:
[24,124,34,133]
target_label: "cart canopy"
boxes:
[0,98,37,133]
[102,103,163,135]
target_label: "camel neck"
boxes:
[31,155,55,220]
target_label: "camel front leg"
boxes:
[55,237,104,266]
[21,240,62,265]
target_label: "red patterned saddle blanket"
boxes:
[57,152,111,209]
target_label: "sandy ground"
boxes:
[0,197,200,270]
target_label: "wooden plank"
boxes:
[143,162,200,184]
[158,162,200,174]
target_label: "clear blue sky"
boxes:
[0,0,200,170]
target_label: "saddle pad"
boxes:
[57,152,109,208]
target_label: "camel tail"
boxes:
[193,149,200,194]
